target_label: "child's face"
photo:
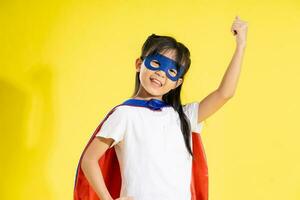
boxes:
[135,49,183,97]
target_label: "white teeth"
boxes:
[151,78,162,87]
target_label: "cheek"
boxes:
[164,79,177,90]
[140,65,150,75]
[139,68,153,82]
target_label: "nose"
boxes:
[155,70,166,78]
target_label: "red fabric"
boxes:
[190,132,209,200]
[74,107,208,200]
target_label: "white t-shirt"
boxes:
[95,101,204,200]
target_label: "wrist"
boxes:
[236,43,246,49]
[99,190,113,200]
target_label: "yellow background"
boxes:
[1,0,299,199]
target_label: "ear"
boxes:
[135,57,142,72]
[174,78,183,89]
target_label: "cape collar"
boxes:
[122,98,170,111]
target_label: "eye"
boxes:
[168,69,178,77]
[150,60,160,68]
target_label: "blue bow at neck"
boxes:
[122,98,170,111]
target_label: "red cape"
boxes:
[74,105,208,200]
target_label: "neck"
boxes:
[133,85,163,101]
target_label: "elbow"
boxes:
[80,153,96,171]
[223,93,234,99]
[81,155,88,171]
[218,90,235,99]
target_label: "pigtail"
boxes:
[163,85,194,157]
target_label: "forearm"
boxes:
[81,159,114,200]
[217,44,246,98]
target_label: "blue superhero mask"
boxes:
[143,53,184,81]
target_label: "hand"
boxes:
[115,196,135,200]
[231,15,248,48]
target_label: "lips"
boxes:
[150,77,163,87]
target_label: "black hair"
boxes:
[131,33,194,157]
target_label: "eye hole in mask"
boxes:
[150,60,160,68]
[150,59,178,77]
[168,68,178,77]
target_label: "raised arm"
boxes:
[197,16,248,123]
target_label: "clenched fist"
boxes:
[231,15,248,48]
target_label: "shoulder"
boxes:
[106,104,130,116]
[182,101,204,133]
[104,104,137,119]
[182,101,199,113]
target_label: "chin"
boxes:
[146,87,162,96]
[144,84,164,96]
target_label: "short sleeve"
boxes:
[182,102,204,133]
[95,106,128,148]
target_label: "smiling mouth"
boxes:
[150,77,162,87]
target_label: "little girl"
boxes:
[74,16,248,200]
